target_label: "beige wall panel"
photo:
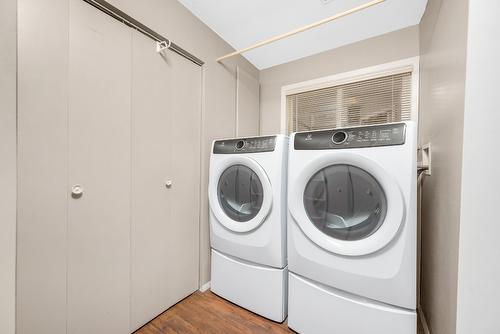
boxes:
[418,1,469,334]
[259,26,420,135]
[198,63,239,284]
[67,1,131,333]
[0,0,17,333]
[17,0,69,333]
[237,66,260,137]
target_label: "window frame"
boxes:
[280,57,420,134]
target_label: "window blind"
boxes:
[286,72,412,134]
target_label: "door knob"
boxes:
[165,180,173,188]
[71,184,84,198]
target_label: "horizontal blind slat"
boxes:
[286,72,412,133]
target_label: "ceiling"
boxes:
[178,0,427,69]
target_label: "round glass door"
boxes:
[217,164,264,222]
[303,164,387,241]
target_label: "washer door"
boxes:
[210,156,272,232]
[289,152,405,256]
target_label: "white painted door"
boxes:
[167,36,202,310]
[130,30,201,331]
[18,1,201,333]
[130,29,173,331]
[67,1,131,333]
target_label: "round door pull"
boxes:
[165,180,173,188]
[71,185,84,198]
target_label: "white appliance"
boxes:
[209,135,288,322]
[287,122,417,334]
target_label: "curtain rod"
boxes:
[216,0,385,63]
[82,0,204,66]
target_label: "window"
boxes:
[283,59,418,134]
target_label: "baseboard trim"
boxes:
[418,305,431,334]
[199,281,211,292]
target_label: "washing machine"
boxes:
[287,122,417,334]
[209,135,288,322]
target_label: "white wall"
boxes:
[456,1,500,333]
[0,0,17,333]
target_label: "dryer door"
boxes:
[209,156,272,233]
[289,152,405,256]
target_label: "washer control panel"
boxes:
[213,136,276,154]
[294,123,406,150]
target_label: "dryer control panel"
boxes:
[213,136,276,154]
[294,123,406,150]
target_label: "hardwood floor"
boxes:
[135,291,293,334]
[135,290,424,334]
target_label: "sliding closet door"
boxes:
[130,30,201,330]
[67,1,131,333]
[19,1,201,332]
[130,31,173,330]
[168,42,202,304]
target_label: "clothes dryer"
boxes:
[209,135,288,322]
[287,122,417,334]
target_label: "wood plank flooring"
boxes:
[134,291,293,334]
[135,290,424,334]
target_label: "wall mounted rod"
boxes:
[216,0,385,63]
[82,0,204,66]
